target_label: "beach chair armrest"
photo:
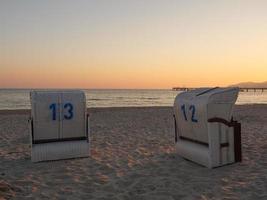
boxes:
[28,117,34,144]
[173,114,178,143]
[208,117,235,127]
[86,114,90,141]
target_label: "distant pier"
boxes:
[172,87,195,92]
[172,87,267,92]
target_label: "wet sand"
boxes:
[0,105,267,199]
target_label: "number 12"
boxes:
[181,104,198,123]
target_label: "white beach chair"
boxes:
[173,87,242,168]
[29,90,90,162]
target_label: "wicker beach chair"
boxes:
[29,90,90,162]
[173,87,241,168]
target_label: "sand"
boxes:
[0,105,267,200]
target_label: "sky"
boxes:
[1,0,267,89]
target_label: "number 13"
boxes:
[49,103,74,121]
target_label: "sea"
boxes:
[0,89,267,110]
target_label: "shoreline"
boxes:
[0,104,267,115]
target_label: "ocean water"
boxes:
[0,89,266,110]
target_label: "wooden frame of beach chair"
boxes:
[29,90,90,162]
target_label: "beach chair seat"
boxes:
[29,90,89,162]
[173,87,242,168]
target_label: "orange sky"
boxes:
[1,1,267,89]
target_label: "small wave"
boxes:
[139,97,160,100]
[88,98,109,101]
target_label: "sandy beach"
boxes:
[0,105,267,199]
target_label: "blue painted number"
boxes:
[181,104,198,123]
[64,103,74,120]
[189,105,198,123]
[49,103,57,121]
[49,103,74,120]
[181,104,187,121]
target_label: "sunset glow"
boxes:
[1,0,267,89]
